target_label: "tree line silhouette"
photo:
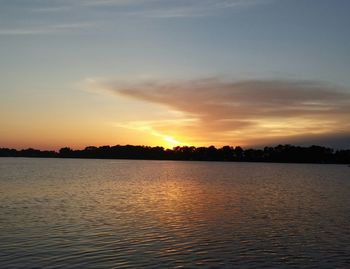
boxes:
[0,144,349,164]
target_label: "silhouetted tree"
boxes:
[1,144,349,164]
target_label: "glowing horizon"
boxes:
[1,0,350,150]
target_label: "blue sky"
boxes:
[1,0,350,149]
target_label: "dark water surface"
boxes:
[0,158,349,268]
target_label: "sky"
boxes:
[1,0,350,149]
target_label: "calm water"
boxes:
[0,158,349,268]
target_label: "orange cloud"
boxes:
[88,78,350,147]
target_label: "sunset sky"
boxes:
[1,0,349,149]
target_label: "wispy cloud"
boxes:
[86,78,350,146]
[30,0,152,9]
[81,0,152,6]
[28,0,270,18]
[120,0,271,18]
[31,6,72,13]
[0,23,94,35]
[79,0,265,7]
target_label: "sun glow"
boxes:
[163,136,183,149]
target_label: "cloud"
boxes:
[0,23,94,35]
[0,0,269,38]
[86,78,350,147]
[2,0,270,39]
[28,0,270,18]
[82,0,152,6]
[124,0,271,18]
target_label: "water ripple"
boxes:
[0,158,349,268]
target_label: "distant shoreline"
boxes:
[1,156,349,167]
[1,144,349,165]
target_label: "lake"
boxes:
[0,158,349,268]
